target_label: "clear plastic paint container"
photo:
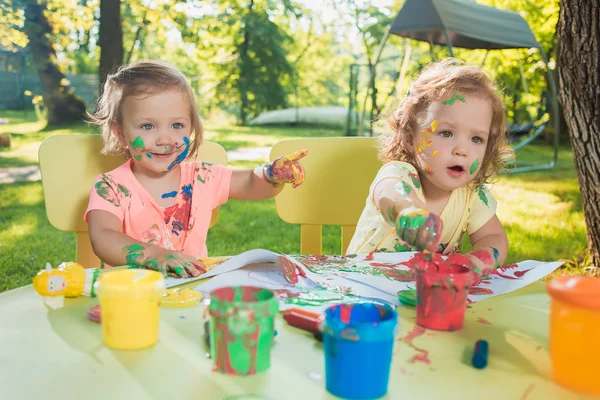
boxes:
[416,264,474,331]
[547,276,600,395]
[94,269,165,350]
[208,286,279,375]
[323,303,398,400]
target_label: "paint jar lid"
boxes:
[161,288,203,308]
[547,276,600,310]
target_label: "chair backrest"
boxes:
[270,137,382,255]
[39,134,228,268]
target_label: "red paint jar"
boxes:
[415,264,474,331]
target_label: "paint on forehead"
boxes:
[470,159,480,174]
[130,136,144,149]
[443,93,466,105]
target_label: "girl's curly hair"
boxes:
[379,58,513,186]
[88,61,203,160]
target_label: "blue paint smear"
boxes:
[168,136,190,170]
[146,153,152,158]
[161,191,177,199]
[181,184,193,200]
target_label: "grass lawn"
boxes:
[0,110,591,293]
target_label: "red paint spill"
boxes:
[521,384,535,400]
[476,317,492,325]
[365,252,375,261]
[402,325,426,344]
[487,308,492,311]
[410,351,431,365]
[400,325,431,365]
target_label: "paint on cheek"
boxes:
[130,136,144,150]
[168,136,190,171]
[134,155,141,161]
[146,153,152,158]
[470,159,480,174]
[432,150,438,157]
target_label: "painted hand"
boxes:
[123,244,207,278]
[142,253,207,278]
[263,149,308,188]
[395,207,443,252]
[445,253,481,286]
[465,248,500,278]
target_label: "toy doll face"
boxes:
[47,275,66,294]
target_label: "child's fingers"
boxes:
[292,165,305,187]
[183,261,202,277]
[282,149,308,165]
[193,259,209,274]
[171,265,188,278]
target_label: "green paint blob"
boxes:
[397,289,417,306]
[443,93,466,105]
[209,287,278,375]
[123,243,145,266]
[470,159,480,174]
[130,136,144,149]
[134,155,142,161]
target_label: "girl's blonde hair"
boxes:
[88,61,203,159]
[379,58,513,186]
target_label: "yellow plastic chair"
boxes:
[270,137,382,255]
[39,134,228,269]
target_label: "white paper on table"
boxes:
[165,248,280,288]
[281,253,563,305]
[193,264,360,312]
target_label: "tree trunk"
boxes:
[99,0,124,93]
[238,0,254,125]
[22,0,87,125]
[557,0,600,267]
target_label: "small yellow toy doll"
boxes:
[33,262,100,307]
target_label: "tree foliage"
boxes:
[0,0,561,127]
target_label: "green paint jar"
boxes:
[209,286,279,375]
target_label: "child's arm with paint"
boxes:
[373,176,443,252]
[228,150,308,200]
[87,210,205,277]
[465,215,508,276]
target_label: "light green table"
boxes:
[0,266,594,400]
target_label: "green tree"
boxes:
[179,0,297,124]
[20,0,87,125]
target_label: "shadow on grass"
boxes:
[0,155,38,168]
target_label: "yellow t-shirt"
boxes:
[347,161,497,254]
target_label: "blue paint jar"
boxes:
[323,303,398,399]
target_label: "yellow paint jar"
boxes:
[547,276,600,395]
[95,269,165,350]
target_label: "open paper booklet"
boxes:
[167,249,563,310]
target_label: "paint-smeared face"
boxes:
[410,93,492,191]
[116,88,193,175]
